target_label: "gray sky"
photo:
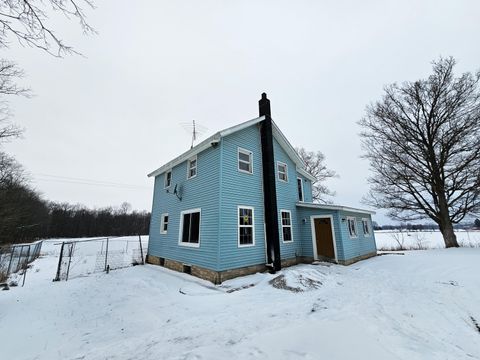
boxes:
[4,0,480,224]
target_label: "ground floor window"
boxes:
[179,209,201,246]
[347,217,358,238]
[238,206,255,246]
[160,213,169,234]
[362,218,371,236]
[281,210,293,242]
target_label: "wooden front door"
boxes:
[314,218,335,259]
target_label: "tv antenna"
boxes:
[181,120,208,149]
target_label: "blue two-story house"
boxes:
[146,94,377,284]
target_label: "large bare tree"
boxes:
[359,57,480,248]
[0,0,95,140]
[296,147,337,203]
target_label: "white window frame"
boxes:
[347,217,358,238]
[160,213,169,234]
[187,155,197,179]
[280,210,293,243]
[237,147,253,174]
[362,218,371,237]
[297,177,304,202]
[178,208,201,248]
[164,170,172,189]
[238,206,255,247]
[277,161,288,182]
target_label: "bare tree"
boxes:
[359,57,480,248]
[296,147,337,203]
[0,1,95,141]
[0,0,95,57]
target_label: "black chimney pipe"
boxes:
[258,93,281,272]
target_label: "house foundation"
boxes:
[146,253,376,284]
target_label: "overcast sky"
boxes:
[4,0,480,224]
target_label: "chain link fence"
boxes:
[53,236,147,281]
[0,241,43,284]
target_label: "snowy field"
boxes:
[1,236,480,360]
[375,229,480,250]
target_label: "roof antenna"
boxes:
[181,120,208,149]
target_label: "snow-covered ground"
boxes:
[375,230,480,250]
[1,237,480,360]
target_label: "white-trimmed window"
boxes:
[347,217,358,238]
[238,148,253,174]
[297,177,304,202]
[187,156,197,179]
[179,209,201,247]
[277,162,288,182]
[160,213,169,234]
[164,171,172,188]
[238,206,255,247]
[281,210,293,242]
[362,218,371,236]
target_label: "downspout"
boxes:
[259,93,282,272]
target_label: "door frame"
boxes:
[310,215,338,262]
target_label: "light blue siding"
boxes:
[273,137,302,260]
[336,211,377,261]
[296,207,376,262]
[217,125,266,271]
[148,145,221,270]
[148,120,376,274]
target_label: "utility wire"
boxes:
[33,173,151,190]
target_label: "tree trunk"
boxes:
[439,219,459,248]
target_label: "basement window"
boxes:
[179,209,201,247]
[362,218,371,236]
[238,206,255,247]
[277,162,288,182]
[238,148,253,174]
[347,217,358,238]
[281,210,293,243]
[160,213,169,234]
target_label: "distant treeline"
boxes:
[0,179,150,245]
[374,222,478,231]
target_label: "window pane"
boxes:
[239,208,252,226]
[283,227,292,242]
[239,152,250,162]
[190,212,200,243]
[182,213,191,243]
[281,212,291,226]
[297,178,303,201]
[190,159,196,168]
[190,168,196,177]
[239,161,251,172]
[239,227,253,245]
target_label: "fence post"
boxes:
[138,235,145,265]
[65,243,74,281]
[104,237,109,272]
[53,242,65,282]
[7,246,14,275]
[22,245,31,287]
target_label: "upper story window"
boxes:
[179,209,201,247]
[164,171,172,188]
[277,162,288,182]
[187,156,197,179]
[297,177,304,202]
[238,148,253,174]
[347,217,358,238]
[281,210,293,242]
[160,213,169,234]
[362,218,371,236]
[238,206,255,247]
